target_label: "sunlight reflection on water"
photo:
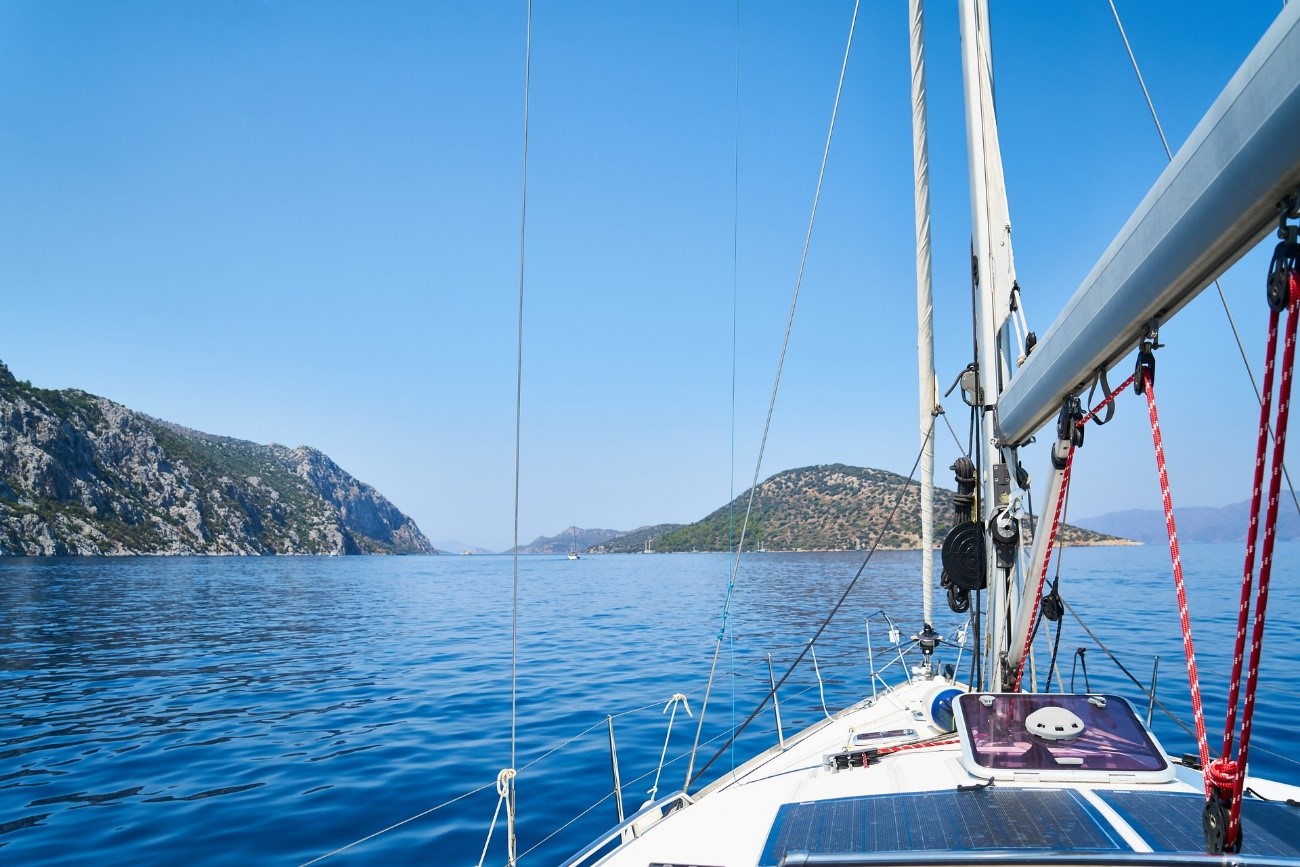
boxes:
[0,546,1296,864]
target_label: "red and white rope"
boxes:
[1224,270,1300,847]
[1141,370,1212,778]
[1012,372,1136,692]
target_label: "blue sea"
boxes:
[2,545,1298,865]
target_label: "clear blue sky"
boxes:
[0,2,1286,551]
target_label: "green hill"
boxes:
[600,463,1125,553]
[585,523,685,554]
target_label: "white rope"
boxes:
[907,0,937,626]
[649,694,691,800]
[686,0,863,792]
[477,768,517,867]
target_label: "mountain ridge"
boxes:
[0,361,433,555]
[1074,497,1300,544]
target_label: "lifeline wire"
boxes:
[1107,0,1300,518]
[1063,598,1199,744]
[683,0,862,793]
[296,781,497,867]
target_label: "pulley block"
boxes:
[941,522,986,591]
[1202,794,1241,855]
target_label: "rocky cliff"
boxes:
[0,362,433,555]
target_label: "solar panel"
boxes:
[759,789,1126,867]
[1097,790,1300,857]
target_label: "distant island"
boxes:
[1074,498,1300,544]
[518,464,1127,554]
[0,361,433,555]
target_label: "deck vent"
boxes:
[1025,705,1085,741]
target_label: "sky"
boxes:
[0,1,1290,552]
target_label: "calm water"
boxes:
[2,545,1298,865]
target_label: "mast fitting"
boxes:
[1133,324,1160,395]
[1269,194,1300,311]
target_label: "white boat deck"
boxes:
[587,677,1300,867]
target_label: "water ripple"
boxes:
[0,549,1296,864]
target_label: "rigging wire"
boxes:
[1063,598,1199,744]
[690,421,934,788]
[728,0,741,777]
[1106,0,1300,519]
[505,3,533,864]
[683,0,863,793]
[941,409,967,456]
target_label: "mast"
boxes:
[908,0,937,628]
[958,0,1021,690]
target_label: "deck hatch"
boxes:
[758,789,1126,866]
[955,693,1169,779]
[1097,790,1300,857]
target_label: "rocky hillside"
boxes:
[583,524,685,554]
[506,526,624,555]
[600,464,1124,553]
[0,363,433,555]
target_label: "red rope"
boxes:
[1141,368,1212,779]
[876,736,959,756]
[1013,447,1072,693]
[1222,269,1300,849]
[1012,373,1136,692]
[1216,291,1282,768]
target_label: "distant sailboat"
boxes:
[567,526,580,560]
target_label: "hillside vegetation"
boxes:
[597,464,1125,553]
[0,361,432,555]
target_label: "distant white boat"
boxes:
[568,526,581,560]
